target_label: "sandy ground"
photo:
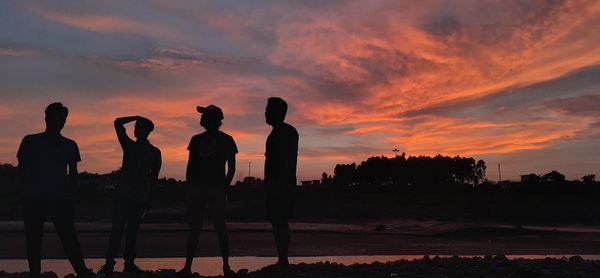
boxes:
[2,220,600,258]
[3,256,600,277]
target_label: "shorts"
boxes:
[265,187,295,223]
[185,186,226,230]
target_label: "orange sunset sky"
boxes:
[1,1,600,181]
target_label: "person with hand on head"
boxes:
[177,105,237,277]
[17,102,95,278]
[264,97,299,271]
[98,115,162,275]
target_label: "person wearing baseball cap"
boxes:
[178,104,237,277]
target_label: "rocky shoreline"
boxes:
[2,255,600,277]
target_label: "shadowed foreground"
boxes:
[2,256,600,278]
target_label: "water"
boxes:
[2,255,600,277]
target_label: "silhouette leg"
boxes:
[183,228,201,271]
[106,200,127,262]
[24,202,45,277]
[209,195,230,270]
[124,203,144,264]
[51,201,87,273]
[272,220,290,265]
[181,187,206,273]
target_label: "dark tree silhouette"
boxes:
[320,172,333,185]
[474,160,487,185]
[582,174,596,185]
[333,163,357,186]
[333,154,484,188]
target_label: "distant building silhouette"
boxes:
[520,174,541,184]
[234,176,264,189]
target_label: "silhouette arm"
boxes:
[152,149,162,182]
[148,149,162,209]
[68,160,79,195]
[186,150,195,184]
[282,131,299,186]
[226,154,236,186]
[16,159,30,200]
[16,137,31,200]
[114,116,138,147]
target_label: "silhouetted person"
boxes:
[264,97,298,269]
[98,116,162,275]
[17,103,95,278]
[178,105,237,277]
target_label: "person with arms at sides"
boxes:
[98,116,162,274]
[17,102,95,278]
[264,97,299,271]
[178,105,237,277]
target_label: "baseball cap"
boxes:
[196,104,224,120]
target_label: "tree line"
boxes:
[325,153,487,187]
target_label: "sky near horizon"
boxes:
[1,1,600,182]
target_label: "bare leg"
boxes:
[183,229,200,271]
[124,203,144,265]
[51,202,88,274]
[211,190,233,276]
[24,202,45,277]
[272,221,290,266]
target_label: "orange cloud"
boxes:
[28,5,175,38]
[3,0,600,181]
[0,48,35,57]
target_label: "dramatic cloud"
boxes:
[1,0,600,181]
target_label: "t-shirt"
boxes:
[116,126,162,203]
[264,122,298,190]
[17,132,81,200]
[187,131,237,187]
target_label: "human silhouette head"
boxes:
[197,105,224,132]
[134,117,154,140]
[265,97,287,126]
[45,102,68,133]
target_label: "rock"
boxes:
[374,224,386,231]
[569,255,584,264]
[493,254,508,261]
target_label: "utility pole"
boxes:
[498,163,502,182]
[248,162,252,177]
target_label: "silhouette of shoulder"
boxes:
[190,131,236,144]
[269,123,298,146]
[151,143,161,153]
[61,135,78,147]
[281,122,298,139]
[18,133,79,159]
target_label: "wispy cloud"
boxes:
[1,0,600,180]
